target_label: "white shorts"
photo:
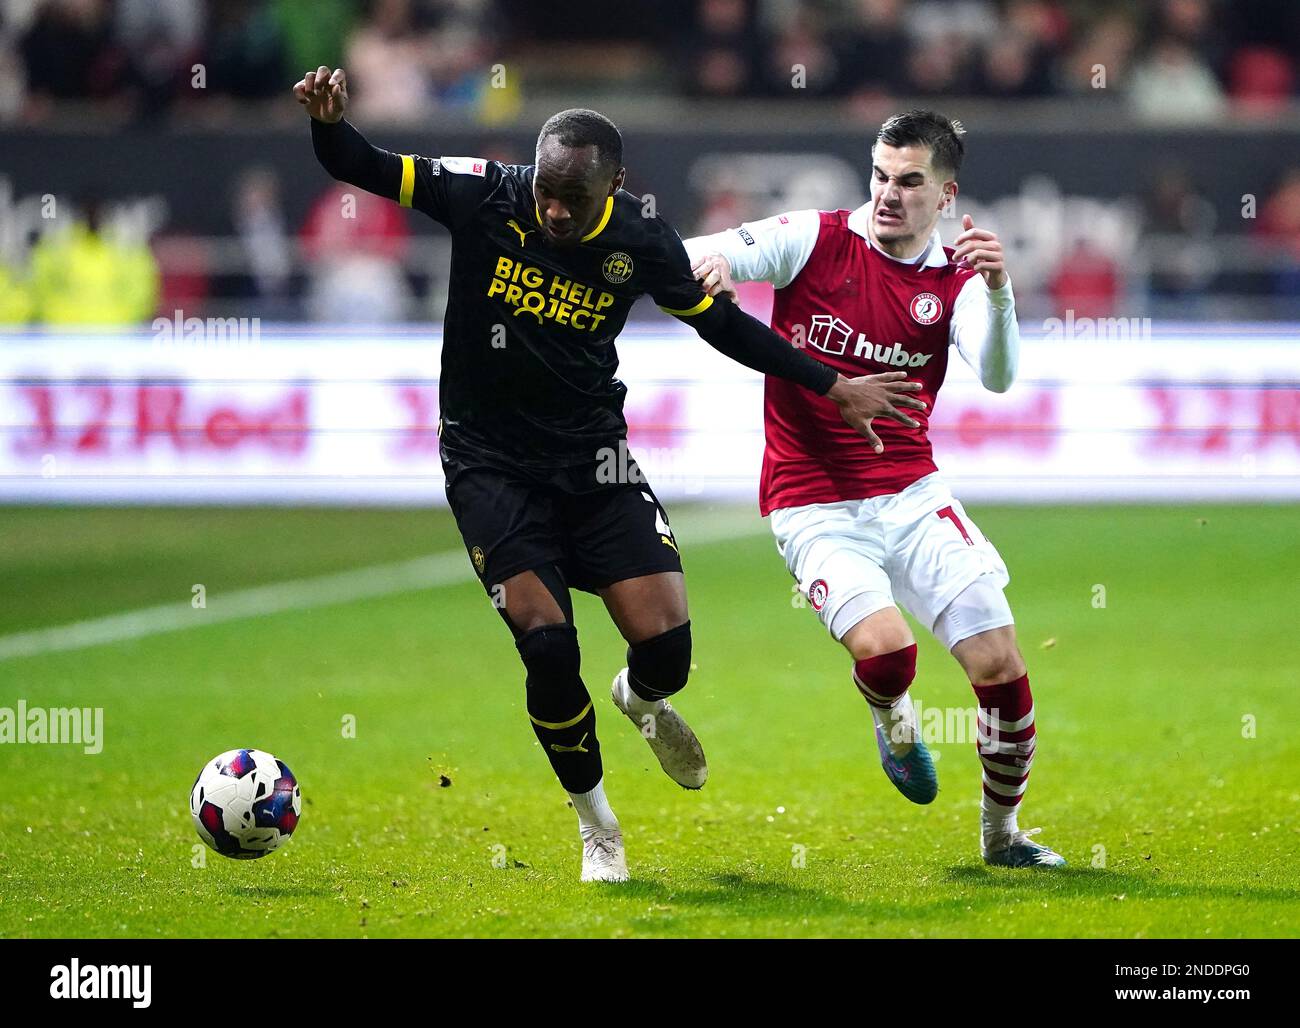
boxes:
[770,472,1013,650]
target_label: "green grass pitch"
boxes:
[0,502,1296,938]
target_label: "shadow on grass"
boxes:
[944,865,1300,904]
[585,864,1300,936]
[614,870,880,922]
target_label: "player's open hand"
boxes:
[952,214,1007,290]
[294,66,348,123]
[826,372,927,454]
[691,253,739,303]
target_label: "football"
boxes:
[189,749,302,860]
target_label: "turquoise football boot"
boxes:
[874,723,939,804]
[982,827,1067,868]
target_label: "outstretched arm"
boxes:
[296,66,496,230]
[683,293,835,394]
[659,223,925,453]
[296,66,404,201]
[676,296,927,453]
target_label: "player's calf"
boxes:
[969,671,1063,867]
[516,623,625,878]
[972,671,1035,845]
[517,623,603,792]
[852,642,919,754]
[938,587,1060,865]
[843,607,922,755]
[853,643,938,804]
[625,620,693,703]
[611,621,708,789]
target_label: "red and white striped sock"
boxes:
[973,674,1036,843]
[852,644,918,758]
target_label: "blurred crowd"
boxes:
[0,168,440,325]
[683,0,1300,119]
[0,0,1298,123]
[1,0,1299,326]
[0,0,506,124]
[0,198,157,324]
[3,155,1299,327]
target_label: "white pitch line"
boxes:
[0,508,768,662]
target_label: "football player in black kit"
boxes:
[296,66,926,881]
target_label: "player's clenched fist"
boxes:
[294,66,348,123]
[952,214,1007,290]
[691,253,738,304]
[826,372,928,454]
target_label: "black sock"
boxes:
[516,623,603,793]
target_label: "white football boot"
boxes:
[611,668,708,790]
[580,828,628,882]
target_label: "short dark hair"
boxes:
[537,108,623,170]
[875,109,966,177]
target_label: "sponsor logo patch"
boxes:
[808,314,853,355]
[441,156,487,177]
[738,228,756,245]
[806,311,935,367]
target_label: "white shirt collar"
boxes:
[846,203,948,269]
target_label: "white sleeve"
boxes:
[950,275,1020,393]
[683,209,821,289]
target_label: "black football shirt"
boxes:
[393,152,715,475]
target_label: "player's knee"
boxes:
[842,610,912,663]
[952,621,1025,685]
[515,623,586,715]
[508,608,565,636]
[968,649,1027,686]
[853,643,918,693]
[626,620,692,702]
[499,565,572,637]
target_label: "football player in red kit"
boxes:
[686,110,1064,868]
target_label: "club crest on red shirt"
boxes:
[910,292,943,325]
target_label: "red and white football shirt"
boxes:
[686,206,1019,515]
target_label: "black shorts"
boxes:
[444,452,683,594]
